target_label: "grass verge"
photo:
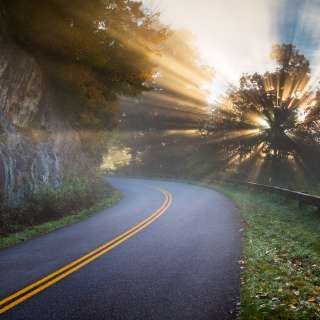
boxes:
[0,187,121,250]
[210,182,320,320]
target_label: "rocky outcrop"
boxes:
[0,42,87,207]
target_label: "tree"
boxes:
[208,44,320,186]
[2,0,168,129]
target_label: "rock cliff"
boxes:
[0,41,87,207]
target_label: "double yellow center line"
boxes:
[0,187,173,315]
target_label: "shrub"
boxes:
[0,174,113,235]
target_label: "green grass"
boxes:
[0,188,121,250]
[209,182,320,320]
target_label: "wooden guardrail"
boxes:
[221,179,320,208]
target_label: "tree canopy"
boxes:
[206,44,320,186]
[2,0,168,128]
[213,44,319,147]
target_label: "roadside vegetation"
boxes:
[211,182,320,320]
[0,175,121,250]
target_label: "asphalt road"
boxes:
[0,177,242,320]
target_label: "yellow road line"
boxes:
[0,187,172,315]
[0,188,170,307]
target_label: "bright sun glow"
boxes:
[297,109,307,123]
[254,116,271,129]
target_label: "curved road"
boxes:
[0,177,242,320]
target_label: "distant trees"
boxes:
[117,29,214,134]
[213,44,320,153]
[2,0,168,129]
[208,44,320,186]
[153,30,214,112]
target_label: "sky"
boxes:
[142,0,320,101]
